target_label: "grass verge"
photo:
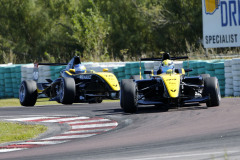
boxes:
[0,122,47,144]
[0,98,120,107]
[0,98,59,107]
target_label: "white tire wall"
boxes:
[224,59,233,96]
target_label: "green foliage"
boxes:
[0,0,234,63]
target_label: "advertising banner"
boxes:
[202,0,240,48]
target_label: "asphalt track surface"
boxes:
[0,98,240,160]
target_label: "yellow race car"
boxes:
[19,56,120,106]
[120,53,221,113]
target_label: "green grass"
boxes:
[0,98,120,107]
[0,122,47,144]
[0,98,59,107]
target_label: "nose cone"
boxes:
[161,74,180,98]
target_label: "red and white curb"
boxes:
[0,116,118,153]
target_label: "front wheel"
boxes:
[120,79,138,113]
[19,80,38,106]
[59,77,76,104]
[203,77,221,107]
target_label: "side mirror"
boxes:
[103,68,109,72]
[184,69,193,73]
[69,69,75,73]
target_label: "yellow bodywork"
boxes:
[95,72,120,91]
[65,70,120,91]
[160,73,181,98]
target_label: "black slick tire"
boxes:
[59,77,75,104]
[19,80,38,106]
[203,77,221,107]
[120,79,138,113]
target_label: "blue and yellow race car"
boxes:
[19,56,120,106]
[120,53,221,113]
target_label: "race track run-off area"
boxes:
[0,116,118,153]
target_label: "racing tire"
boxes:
[120,79,138,113]
[203,77,221,107]
[19,80,38,106]
[59,77,75,105]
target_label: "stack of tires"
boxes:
[232,58,240,96]
[3,67,14,98]
[144,62,154,79]
[224,60,234,96]
[153,61,161,71]
[21,64,34,81]
[38,65,51,83]
[117,66,125,81]
[214,62,225,96]
[205,62,215,77]
[11,65,22,98]
[183,61,199,76]
[50,66,66,80]
[0,66,5,98]
[125,63,133,79]
[86,63,102,72]
[197,61,207,75]
[174,61,183,70]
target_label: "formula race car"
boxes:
[120,53,221,113]
[19,56,120,106]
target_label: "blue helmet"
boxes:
[74,64,86,73]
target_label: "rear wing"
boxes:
[33,63,67,81]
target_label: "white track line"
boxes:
[71,122,118,129]
[42,134,97,140]
[0,148,26,153]
[16,141,68,145]
[67,119,111,124]
[64,128,112,134]
[41,117,90,122]
[6,116,56,121]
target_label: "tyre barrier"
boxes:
[1,58,240,99]
[183,59,225,96]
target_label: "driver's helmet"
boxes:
[161,59,174,73]
[74,64,86,73]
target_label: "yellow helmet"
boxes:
[161,59,174,73]
[162,59,173,66]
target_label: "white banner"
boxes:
[202,0,240,48]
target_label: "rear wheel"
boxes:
[203,77,221,107]
[59,77,75,104]
[19,80,38,106]
[120,79,138,113]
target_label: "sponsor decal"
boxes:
[79,74,92,80]
[202,0,240,48]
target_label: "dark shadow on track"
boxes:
[93,103,207,116]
